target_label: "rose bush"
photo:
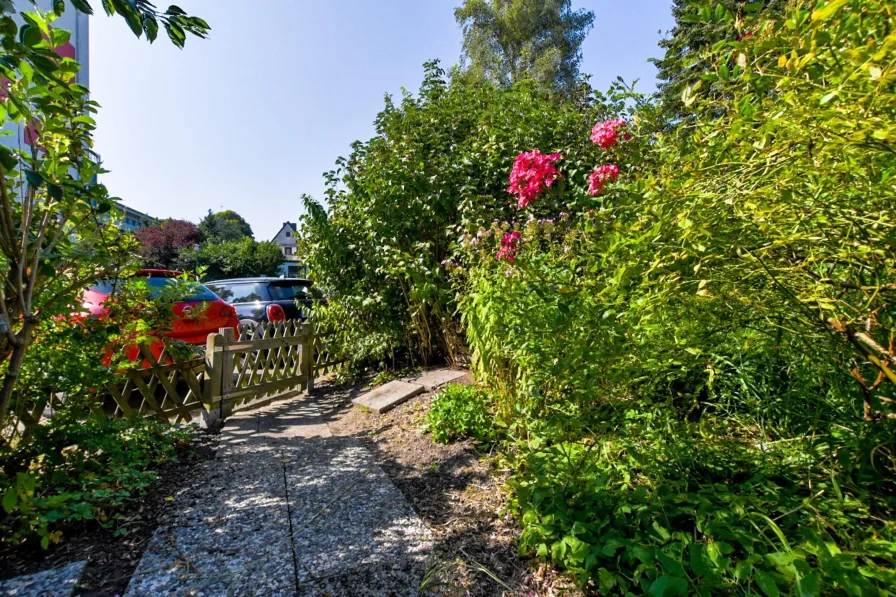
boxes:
[453,0,896,593]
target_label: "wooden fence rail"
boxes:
[2,319,343,442]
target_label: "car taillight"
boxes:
[266,304,286,322]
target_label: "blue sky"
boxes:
[91,1,674,241]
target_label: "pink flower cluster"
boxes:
[587,164,619,196]
[508,150,562,209]
[590,119,629,149]
[496,231,522,262]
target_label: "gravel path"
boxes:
[124,398,432,596]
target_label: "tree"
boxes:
[454,0,594,91]
[175,238,283,280]
[0,1,208,424]
[653,0,785,118]
[198,210,253,243]
[135,220,200,269]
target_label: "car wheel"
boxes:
[239,319,258,338]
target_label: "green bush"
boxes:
[507,405,896,595]
[298,62,630,371]
[1,414,193,549]
[425,384,497,444]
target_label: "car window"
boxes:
[209,283,269,304]
[90,277,218,302]
[89,280,119,295]
[142,277,220,302]
[268,282,311,301]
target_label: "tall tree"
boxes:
[654,0,786,118]
[135,220,200,269]
[198,210,253,243]
[454,0,594,91]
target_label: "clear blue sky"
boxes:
[91,1,674,241]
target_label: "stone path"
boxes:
[125,398,432,596]
[0,560,86,597]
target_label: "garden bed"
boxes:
[0,429,218,597]
[328,377,581,597]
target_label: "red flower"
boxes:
[587,165,620,196]
[496,231,522,262]
[508,150,562,209]
[590,119,628,149]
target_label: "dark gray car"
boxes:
[206,278,317,333]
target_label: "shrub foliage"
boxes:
[294,0,896,593]
[424,383,497,444]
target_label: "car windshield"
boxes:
[268,282,311,301]
[142,277,220,301]
[207,282,269,304]
[90,277,219,302]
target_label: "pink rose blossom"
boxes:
[508,150,562,209]
[496,231,522,262]
[590,119,628,149]
[587,164,620,196]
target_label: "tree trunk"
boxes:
[0,322,33,424]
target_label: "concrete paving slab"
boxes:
[351,380,424,414]
[124,450,296,596]
[0,561,86,597]
[404,368,469,391]
[284,437,431,585]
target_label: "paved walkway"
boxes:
[125,397,432,596]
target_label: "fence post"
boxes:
[218,327,237,417]
[300,323,314,395]
[201,331,224,429]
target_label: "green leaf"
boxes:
[165,21,186,47]
[144,15,159,42]
[0,146,18,171]
[50,28,71,47]
[20,25,42,47]
[754,570,780,597]
[25,170,44,188]
[598,568,617,592]
[47,183,63,201]
[820,91,838,105]
[121,6,143,37]
[690,543,712,577]
[70,0,94,14]
[651,521,671,543]
[648,575,688,597]
[2,489,17,513]
[682,83,698,107]
[811,0,849,21]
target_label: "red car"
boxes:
[83,270,240,365]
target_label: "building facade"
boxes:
[113,202,156,232]
[272,222,307,278]
[1,1,90,150]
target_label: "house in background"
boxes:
[113,202,157,232]
[272,222,307,278]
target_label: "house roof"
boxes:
[272,222,297,241]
